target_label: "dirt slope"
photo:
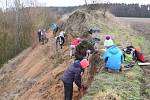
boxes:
[0,9,107,100]
[0,30,96,100]
[0,31,80,100]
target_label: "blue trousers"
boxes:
[63,82,73,100]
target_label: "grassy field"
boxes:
[82,17,150,100]
[118,17,150,41]
[82,66,143,100]
[119,17,150,99]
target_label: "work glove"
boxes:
[78,85,87,92]
[78,85,87,96]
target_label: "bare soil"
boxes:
[0,10,105,100]
[118,17,150,40]
[0,31,100,100]
[0,32,73,100]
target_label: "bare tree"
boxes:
[90,0,110,17]
[14,0,21,51]
[85,0,88,5]
[6,0,7,10]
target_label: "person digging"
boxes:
[61,59,89,100]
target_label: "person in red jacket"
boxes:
[70,38,81,57]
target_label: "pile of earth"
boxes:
[0,9,106,100]
[61,9,116,37]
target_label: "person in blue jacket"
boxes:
[51,23,58,37]
[61,59,89,100]
[103,36,124,72]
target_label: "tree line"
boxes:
[85,3,150,18]
[109,3,150,18]
[45,3,150,18]
[0,1,57,67]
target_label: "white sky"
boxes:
[39,0,150,7]
[0,0,150,9]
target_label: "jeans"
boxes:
[63,82,73,100]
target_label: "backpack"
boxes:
[124,46,136,62]
[124,53,133,62]
[135,49,145,62]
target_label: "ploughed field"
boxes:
[119,17,150,40]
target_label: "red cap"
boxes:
[80,59,89,69]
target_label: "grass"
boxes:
[82,65,143,100]
[81,17,150,100]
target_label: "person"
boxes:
[123,46,136,62]
[103,36,124,72]
[75,40,94,61]
[51,23,58,37]
[41,30,46,45]
[122,46,136,69]
[104,35,114,48]
[61,59,89,100]
[56,30,65,49]
[88,28,102,50]
[37,29,42,42]
[70,38,81,57]
[43,29,48,43]
[135,47,145,62]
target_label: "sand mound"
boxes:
[61,9,115,36]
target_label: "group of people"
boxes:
[37,29,48,45]
[61,32,145,100]
[58,27,126,100]
[37,25,144,100]
[60,32,121,100]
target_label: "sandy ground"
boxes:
[0,30,102,100]
[0,31,82,100]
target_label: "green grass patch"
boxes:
[82,66,143,100]
[80,14,150,100]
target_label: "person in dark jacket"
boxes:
[61,59,89,100]
[37,29,42,42]
[75,40,94,61]
[51,23,58,37]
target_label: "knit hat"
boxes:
[104,39,114,47]
[105,35,111,40]
[80,59,89,69]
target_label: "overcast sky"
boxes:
[0,0,150,9]
[39,0,150,7]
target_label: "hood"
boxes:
[74,60,81,68]
[108,46,119,55]
[73,60,84,71]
